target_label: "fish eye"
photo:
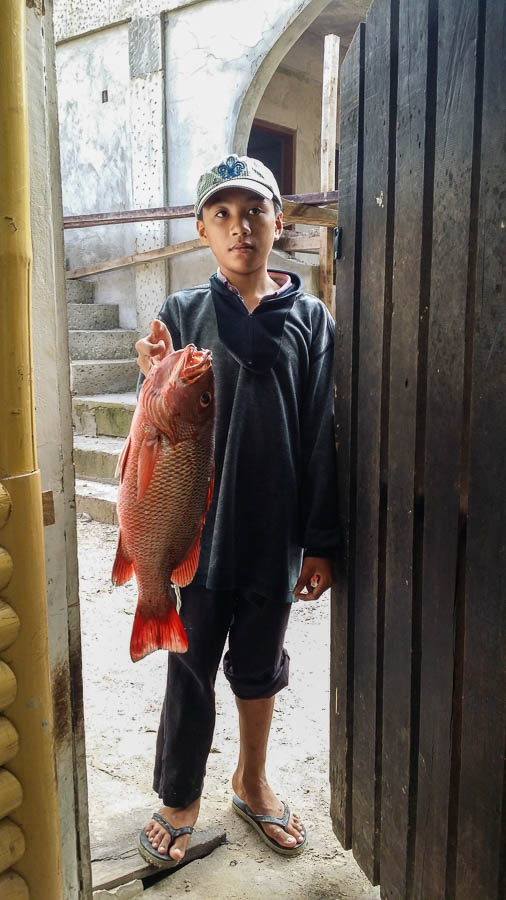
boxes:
[200,391,212,407]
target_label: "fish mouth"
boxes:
[170,345,212,385]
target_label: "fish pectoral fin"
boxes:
[137,429,162,501]
[130,603,188,661]
[171,525,204,587]
[115,434,132,481]
[112,530,135,585]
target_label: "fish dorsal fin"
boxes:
[137,428,161,501]
[115,434,131,481]
[171,465,215,587]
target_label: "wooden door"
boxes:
[330,0,505,897]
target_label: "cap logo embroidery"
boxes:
[216,156,246,180]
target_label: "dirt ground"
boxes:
[78,515,379,899]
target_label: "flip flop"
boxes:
[232,793,307,856]
[138,812,194,868]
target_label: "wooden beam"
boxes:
[282,199,337,227]
[62,192,339,230]
[66,228,328,280]
[63,204,194,229]
[285,190,338,205]
[276,230,320,253]
[320,33,340,316]
[66,238,202,279]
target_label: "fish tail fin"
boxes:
[130,602,188,662]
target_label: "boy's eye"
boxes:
[249,207,262,215]
[215,210,227,218]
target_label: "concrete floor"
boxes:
[81,518,380,900]
[143,842,381,899]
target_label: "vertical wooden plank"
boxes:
[380,0,432,896]
[331,20,365,851]
[455,0,506,896]
[320,33,340,316]
[413,1,482,897]
[352,0,397,883]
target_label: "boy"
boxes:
[135,154,338,866]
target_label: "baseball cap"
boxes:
[195,154,282,217]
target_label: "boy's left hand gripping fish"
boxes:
[112,335,215,662]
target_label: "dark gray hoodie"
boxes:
[138,271,338,603]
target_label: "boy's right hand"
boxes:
[135,320,173,376]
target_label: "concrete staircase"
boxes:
[68,280,138,524]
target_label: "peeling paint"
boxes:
[51,660,72,747]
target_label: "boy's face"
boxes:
[196,188,283,281]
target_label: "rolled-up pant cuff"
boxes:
[223,648,290,699]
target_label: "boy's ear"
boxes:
[273,211,283,241]
[196,219,209,245]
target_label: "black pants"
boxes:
[153,584,291,808]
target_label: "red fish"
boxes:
[112,340,215,661]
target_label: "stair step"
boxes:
[69,329,138,361]
[73,435,125,482]
[72,393,136,438]
[71,359,138,395]
[75,479,118,525]
[66,280,95,303]
[68,303,119,329]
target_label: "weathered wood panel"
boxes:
[331,0,505,897]
[380,0,431,895]
[351,0,397,882]
[454,0,506,896]
[414,2,482,897]
[331,20,365,851]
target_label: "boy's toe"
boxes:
[169,839,185,862]
[156,832,171,855]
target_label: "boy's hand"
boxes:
[293,557,334,601]
[135,320,173,376]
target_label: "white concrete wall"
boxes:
[57,23,137,326]
[164,0,331,212]
[27,2,92,896]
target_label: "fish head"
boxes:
[142,344,215,440]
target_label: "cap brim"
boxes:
[196,179,274,215]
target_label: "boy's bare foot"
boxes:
[144,796,200,862]
[231,771,304,849]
